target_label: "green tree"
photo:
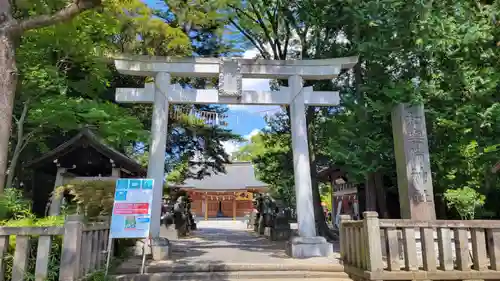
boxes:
[444,187,485,220]
[9,0,160,188]
[0,0,110,192]
[10,0,241,191]
[231,0,500,224]
[121,0,243,177]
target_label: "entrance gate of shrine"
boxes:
[114,55,358,258]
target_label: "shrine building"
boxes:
[170,162,268,220]
[24,128,146,216]
[317,166,359,223]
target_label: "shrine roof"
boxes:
[25,128,146,175]
[317,165,347,182]
[170,162,268,190]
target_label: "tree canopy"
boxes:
[7,0,241,192]
[2,0,500,223]
[231,0,500,220]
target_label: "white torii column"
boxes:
[289,75,316,237]
[148,73,170,238]
[286,75,333,258]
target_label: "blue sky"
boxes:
[142,0,281,154]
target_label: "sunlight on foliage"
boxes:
[444,187,485,220]
[56,180,116,219]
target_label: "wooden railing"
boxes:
[78,221,110,278]
[2,215,109,281]
[340,211,500,280]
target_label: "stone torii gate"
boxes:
[114,55,358,258]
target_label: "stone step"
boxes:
[115,262,345,274]
[112,270,352,281]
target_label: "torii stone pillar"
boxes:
[114,55,358,258]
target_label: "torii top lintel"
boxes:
[114,55,358,80]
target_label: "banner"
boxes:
[110,178,154,238]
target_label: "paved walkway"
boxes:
[115,219,341,274]
[170,219,340,264]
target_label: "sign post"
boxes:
[105,178,154,275]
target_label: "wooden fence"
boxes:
[340,211,500,280]
[3,215,109,281]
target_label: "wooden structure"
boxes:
[341,211,500,280]
[2,215,109,281]
[317,166,359,221]
[24,128,146,216]
[170,162,267,220]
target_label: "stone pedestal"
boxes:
[151,237,171,261]
[286,236,333,258]
[264,227,291,241]
[161,224,178,240]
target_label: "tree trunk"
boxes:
[365,173,377,211]
[5,100,29,189]
[306,107,337,241]
[0,32,18,192]
[373,171,389,218]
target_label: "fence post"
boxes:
[59,215,84,281]
[363,211,383,272]
[339,214,351,264]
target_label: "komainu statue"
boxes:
[186,196,197,230]
[251,194,262,232]
[161,187,197,238]
[173,196,189,237]
[265,199,292,241]
[258,194,276,235]
[161,198,175,227]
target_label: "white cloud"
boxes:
[244,129,261,140]
[222,140,241,155]
[242,48,260,59]
[222,129,262,155]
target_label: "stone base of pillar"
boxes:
[285,236,333,258]
[151,237,171,261]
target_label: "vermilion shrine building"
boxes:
[170,162,267,220]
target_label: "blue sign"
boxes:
[110,178,154,238]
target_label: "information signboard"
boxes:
[110,178,154,238]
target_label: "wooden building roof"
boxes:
[317,165,347,183]
[25,128,146,176]
[170,162,268,191]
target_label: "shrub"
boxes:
[0,188,33,221]
[444,187,486,220]
[2,216,64,281]
[55,179,115,219]
[1,216,123,281]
